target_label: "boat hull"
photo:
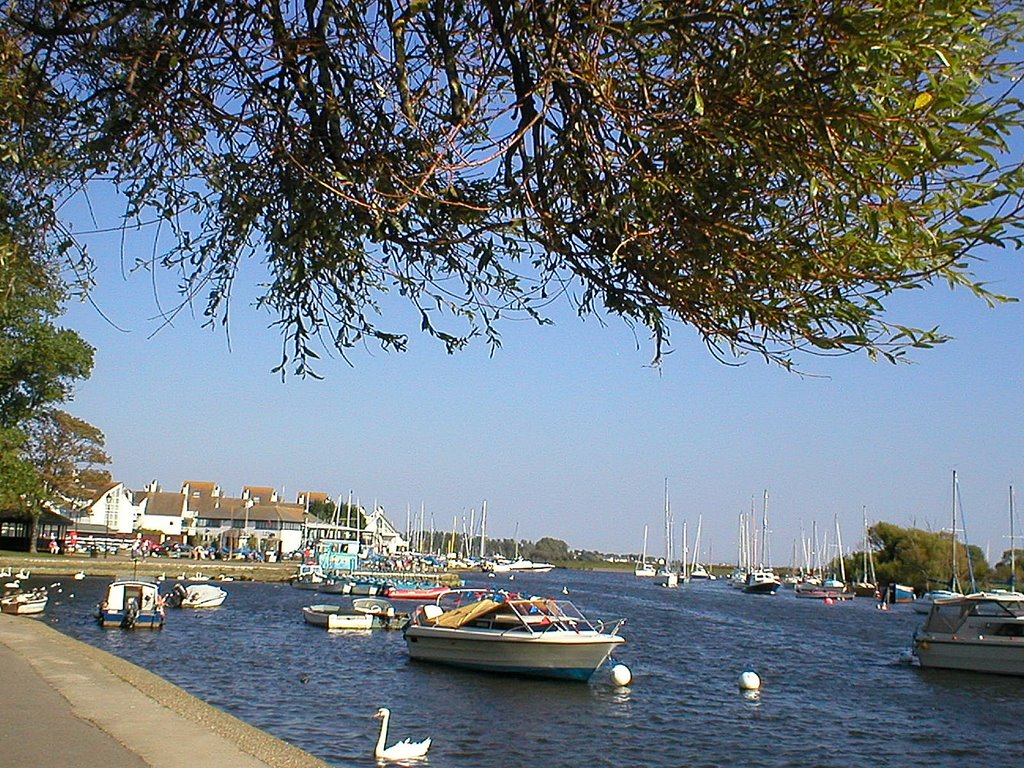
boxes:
[657,571,679,588]
[384,585,450,600]
[915,638,1024,676]
[303,605,376,630]
[97,610,164,629]
[303,604,406,630]
[404,625,624,681]
[0,596,47,615]
[887,583,915,603]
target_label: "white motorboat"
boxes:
[913,592,1024,675]
[1,587,48,615]
[912,589,961,614]
[403,590,626,681]
[97,578,165,629]
[505,559,555,573]
[302,599,407,630]
[167,583,227,608]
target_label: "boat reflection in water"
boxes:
[913,591,1024,676]
[404,589,625,681]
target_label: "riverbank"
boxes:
[0,552,298,582]
[0,612,334,768]
[0,551,464,584]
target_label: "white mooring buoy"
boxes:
[738,670,761,691]
[610,664,633,686]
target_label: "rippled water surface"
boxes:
[38,570,1024,767]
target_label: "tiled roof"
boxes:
[83,481,122,506]
[143,492,185,517]
[242,486,276,501]
[194,502,311,524]
[185,494,219,516]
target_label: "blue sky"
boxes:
[58,205,1024,565]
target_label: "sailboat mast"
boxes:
[834,514,846,582]
[664,478,672,566]
[861,507,867,582]
[761,489,770,568]
[479,500,487,560]
[692,515,703,573]
[682,520,689,580]
[951,470,961,594]
[1010,486,1016,593]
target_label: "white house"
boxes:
[365,506,409,555]
[74,481,139,534]
[136,489,187,538]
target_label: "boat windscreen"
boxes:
[924,602,965,633]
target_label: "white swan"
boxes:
[373,707,431,761]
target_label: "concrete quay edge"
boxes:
[0,613,335,768]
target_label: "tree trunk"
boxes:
[28,512,40,553]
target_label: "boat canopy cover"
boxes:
[433,599,500,628]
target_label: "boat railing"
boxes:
[503,598,625,637]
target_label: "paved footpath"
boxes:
[0,613,335,768]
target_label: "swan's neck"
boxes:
[375,712,390,756]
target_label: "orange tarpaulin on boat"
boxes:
[433,599,501,628]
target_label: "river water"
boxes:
[37,569,1023,767]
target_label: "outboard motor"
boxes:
[122,596,139,629]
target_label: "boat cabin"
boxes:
[923,593,1024,638]
[419,594,600,634]
[97,578,165,629]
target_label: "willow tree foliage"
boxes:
[3,0,1023,373]
[868,521,989,594]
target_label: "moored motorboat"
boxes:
[302,600,408,630]
[403,590,626,681]
[913,592,1024,675]
[506,559,555,573]
[1,587,48,615]
[885,583,915,603]
[912,589,961,614]
[167,582,227,608]
[794,575,852,600]
[384,583,451,600]
[97,578,165,629]
[290,563,330,589]
[743,567,782,595]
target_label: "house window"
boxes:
[105,495,117,529]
